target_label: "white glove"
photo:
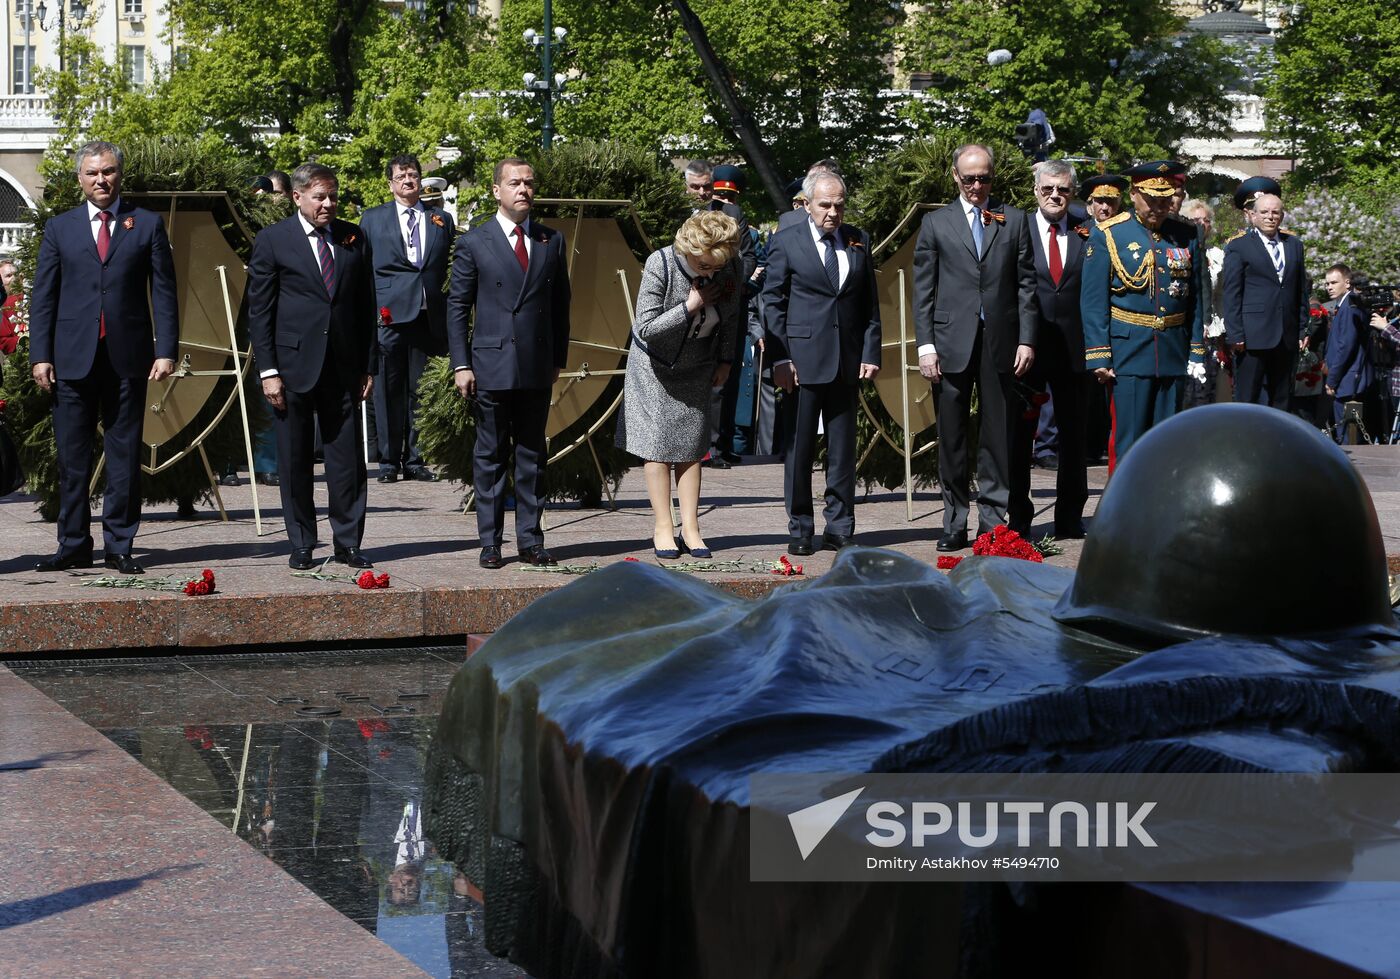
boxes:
[1186,360,1207,383]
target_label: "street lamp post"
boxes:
[35,0,87,74]
[523,1,567,149]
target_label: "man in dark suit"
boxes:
[248,162,378,571]
[912,143,1038,552]
[1009,160,1090,539]
[359,153,456,483]
[762,171,881,556]
[1222,183,1308,412]
[448,158,572,569]
[29,140,179,574]
[1324,263,1374,443]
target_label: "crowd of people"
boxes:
[11,139,1388,574]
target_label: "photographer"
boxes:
[1323,264,1374,443]
[1369,296,1400,440]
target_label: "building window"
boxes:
[123,0,143,14]
[11,46,35,95]
[120,45,145,87]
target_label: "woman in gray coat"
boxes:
[618,210,743,559]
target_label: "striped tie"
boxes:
[1265,234,1283,283]
[315,227,335,293]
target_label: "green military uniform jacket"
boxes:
[1081,211,1206,377]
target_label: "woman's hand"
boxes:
[685,278,724,314]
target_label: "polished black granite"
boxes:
[7,647,525,978]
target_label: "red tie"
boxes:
[97,210,111,338]
[512,225,528,272]
[1048,223,1062,287]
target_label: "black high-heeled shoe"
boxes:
[679,539,712,560]
[653,539,681,560]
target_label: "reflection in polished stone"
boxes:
[9,647,520,979]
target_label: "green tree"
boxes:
[1264,0,1400,189]
[897,0,1239,165]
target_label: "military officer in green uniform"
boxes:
[1081,161,1206,468]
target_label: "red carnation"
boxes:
[624,556,639,562]
[375,572,390,588]
[357,570,377,589]
[379,306,392,325]
[936,555,963,570]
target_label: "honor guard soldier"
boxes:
[1080,174,1128,225]
[1081,161,1206,468]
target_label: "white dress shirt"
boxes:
[1255,227,1286,278]
[1033,210,1067,253]
[808,218,849,289]
[398,201,426,266]
[495,211,532,262]
[87,198,121,243]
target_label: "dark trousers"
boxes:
[1234,343,1293,412]
[936,329,1014,537]
[274,361,367,552]
[783,379,857,539]
[473,388,549,549]
[1110,374,1181,465]
[374,315,434,473]
[52,339,143,557]
[1010,368,1088,535]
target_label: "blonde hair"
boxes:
[674,210,740,263]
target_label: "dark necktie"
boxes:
[315,227,335,294]
[406,209,421,268]
[822,232,840,290]
[97,210,111,338]
[1048,223,1062,286]
[513,225,529,272]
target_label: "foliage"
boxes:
[850,133,1035,247]
[1284,186,1400,284]
[6,136,274,520]
[1264,0,1400,187]
[897,0,1240,164]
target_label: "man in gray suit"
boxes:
[763,171,881,556]
[912,143,1037,552]
[447,158,571,569]
[359,154,456,483]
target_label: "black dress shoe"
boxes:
[218,472,241,487]
[255,471,280,487]
[405,467,439,482]
[333,547,374,570]
[288,548,315,571]
[936,531,969,552]
[702,456,731,469]
[822,533,856,551]
[377,470,399,483]
[788,537,814,556]
[1053,523,1087,540]
[720,451,742,465]
[479,545,503,570]
[1034,455,1059,471]
[520,544,557,567]
[35,549,94,572]
[104,553,145,575]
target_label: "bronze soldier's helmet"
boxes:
[1054,404,1398,645]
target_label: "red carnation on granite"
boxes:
[182,569,217,595]
[972,524,1043,563]
[357,570,391,589]
[772,555,803,576]
[936,555,963,570]
[624,556,639,562]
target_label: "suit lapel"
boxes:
[951,203,978,259]
[980,205,1003,258]
[513,220,540,309]
[1062,219,1084,284]
[421,206,439,263]
[385,206,410,265]
[1029,216,1049,279]
[102,201,135,262]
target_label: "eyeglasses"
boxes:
[957,173,992,186]
[1037,185,1072,198]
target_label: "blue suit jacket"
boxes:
[246,215,378,394]
[357,201,456,333]
[761,222,881,387]
[1221,229,1309,351]
[446,216,571,391]
[1325,293,1373,398]
[29,199,179,380]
